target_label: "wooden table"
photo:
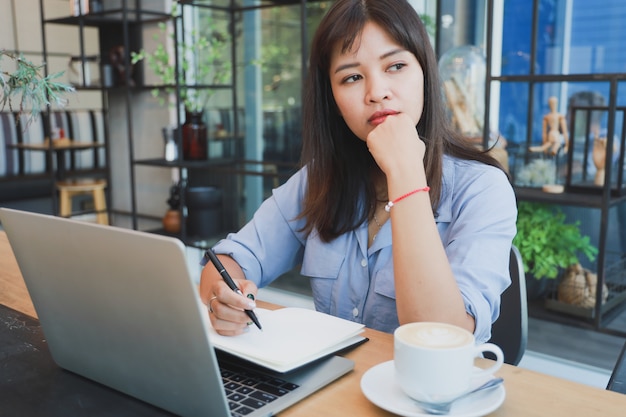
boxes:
[7,140,105,180]
[7,139,104,151]
[0,230,36,317]
[1,231,625,416]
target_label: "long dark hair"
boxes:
[299,0,502,242]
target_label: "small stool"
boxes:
[56,179,109,225]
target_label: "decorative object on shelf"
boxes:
[439,45,485,140]
[182,110,208,160]
[591,129,618,187]
[557,263,608,308]
[530,96,569,156]
[70,0,89,15]
[90,0,103,13]
[109,45,135,87]
[513,202,598,298]
[130,4,231,114]
[0,51,74,125]
[214,123,228,138]
[185,186,223,239]
[162,209,181,234]
[525,96,569,193]
[162,125,178,162]
[439,45,509,173]
[540,184,564,194]
[162,182,181,234]
[515,158,557,189]
[564,91,625,195]
[67,55,99,87]
[101,64,113,87]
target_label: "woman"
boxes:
[200,0,516,342]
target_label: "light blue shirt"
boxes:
[206,155,517,342]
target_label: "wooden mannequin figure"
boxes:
[592,127,617,187]
[530,96,569,156]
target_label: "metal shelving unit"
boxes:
[484,0,626,337]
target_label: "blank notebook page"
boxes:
[208,307,365,372]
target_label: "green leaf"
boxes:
[130,9,232,113]
[513,202,598,280]
[0,51,74,125]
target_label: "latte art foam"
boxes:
[398,323,474,349]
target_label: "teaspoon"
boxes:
[417,377,504,415]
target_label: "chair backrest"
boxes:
[607,340,626,394]
[487,245,528,365]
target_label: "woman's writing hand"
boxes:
[200,258,258,336]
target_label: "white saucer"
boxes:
[360,361,505,417]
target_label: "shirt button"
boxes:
[361,258,367,267]
[352,307,359,317]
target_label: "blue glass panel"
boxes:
[532,0,626,75]
[498,81,530,146]
[535,0,566,75]
[501,1,533,75]
[568,3,626,74]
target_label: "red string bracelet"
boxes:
[385,186,430,212]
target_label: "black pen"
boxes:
[204,248,262,330]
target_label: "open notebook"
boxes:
[210,307,366,372]
[0,208,358,417]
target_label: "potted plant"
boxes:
[130,20,231,113]
[513,201,598,299]
[130,5,231,160]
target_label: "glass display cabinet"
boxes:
[566,102,626,196]
[484,0,626,337]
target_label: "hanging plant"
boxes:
[0,50,74,125]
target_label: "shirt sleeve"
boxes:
[437,160,518,343]
[203,168,309,288]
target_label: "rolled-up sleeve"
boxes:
[204,169,309,287]
[202,158,517,339]
[436,158,517,343]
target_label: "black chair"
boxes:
[487,245,528,365]
[607,340,626,394]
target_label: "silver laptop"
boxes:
[0,208,354,417]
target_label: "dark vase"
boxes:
[182,110,208,161]
[162,209,181,233]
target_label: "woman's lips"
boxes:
[368,110,399,126]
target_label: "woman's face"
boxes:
[329,21,425,142]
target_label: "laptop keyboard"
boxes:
[221,361,301,417]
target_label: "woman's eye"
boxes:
[342,74,362,84]
[388,63,406,72]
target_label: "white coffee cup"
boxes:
[394,322,504,404]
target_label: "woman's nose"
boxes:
[365,75,390,103]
